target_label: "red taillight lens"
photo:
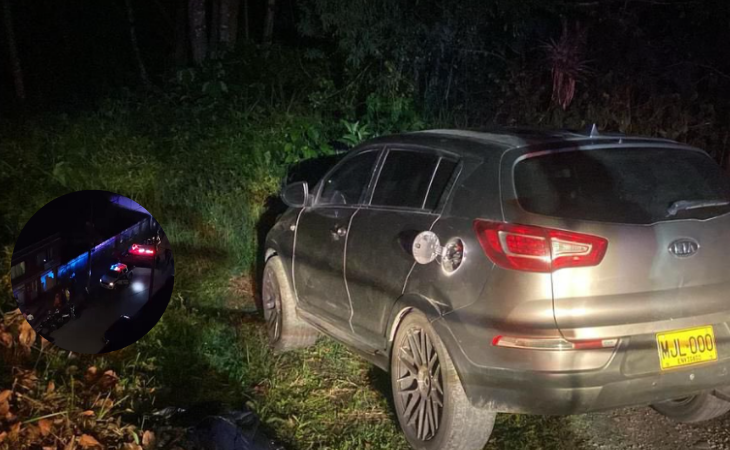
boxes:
[473,220,608,273]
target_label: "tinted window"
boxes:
[425,159,458,210]
[515,148,730,224]
[371,151,440,209]
[319,151,378,206]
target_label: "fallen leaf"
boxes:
[4,309,23,326]
[39,418,52,436]
[9,422,21,439]
[46,380,56,394]
[18,320,36,351]
[14,369,39,389]
[0,390,11,402]
[0,331,12,348]
[142,430,155,448]
[25,423,41,441]
[44,447,56,450]
[0,431,6,443]
[80,410,95,417]
[123,444,143,450]
[99,370,119,389]
[93,398,114,409]
[85,366,99,383]
[0,399,9,416]
[78,434,102,449]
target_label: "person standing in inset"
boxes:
[53,292,63,310]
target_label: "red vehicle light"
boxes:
[129,244,155,256]
[473,220,608,273]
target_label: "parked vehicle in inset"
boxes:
[100,263,134,290]
[263,128,730,449]
[37,304,76,336]
[130,243,156,256]
[120,243,157,267]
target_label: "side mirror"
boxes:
[281,181,309,208]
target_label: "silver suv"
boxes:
[263,129,730,450]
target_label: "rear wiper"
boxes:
[667,199,730,217]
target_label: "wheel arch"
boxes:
[384,293,444,360]
[264,247,278,262]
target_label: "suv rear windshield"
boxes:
[514,148,730,224]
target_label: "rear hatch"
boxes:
[512,145,730,341]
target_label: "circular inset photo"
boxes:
[10,190,174,354]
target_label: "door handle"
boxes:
[331,226,347,238]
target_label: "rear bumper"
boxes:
[434,317,730,415]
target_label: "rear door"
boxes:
[507,145,730,340]
[293,149,380,326]
[346,148,458,344]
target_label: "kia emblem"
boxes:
[668,239,700,258]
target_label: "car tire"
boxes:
[652,391,730,423]
[390,311,496,450]
[262,256,318,352]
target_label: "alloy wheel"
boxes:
[395,326,445,441]
[262,268,282,343]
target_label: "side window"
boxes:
[371,150,441,209]
[424,159,458,210]
[319,150,379,206]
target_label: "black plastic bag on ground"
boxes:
[186,409,284,450]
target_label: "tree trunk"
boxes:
[188,0,207,64]
[218,0,232,49]
[1,0,25,104]
[125,0,151,88]
[243,0,249,40]
[174,0,188,65]
[228,0,239,48]
[210,0,220,55]
[262,0,275,45]
[217,0,239,50]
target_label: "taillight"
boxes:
[473,220,608,273]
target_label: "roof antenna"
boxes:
[588,123,600,138]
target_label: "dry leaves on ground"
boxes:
[78,434,103,449]
[142,430,156,448]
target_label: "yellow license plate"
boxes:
[656,326,717,370]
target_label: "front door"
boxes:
[293,149,381,326]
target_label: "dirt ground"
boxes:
[570,407,730,449]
